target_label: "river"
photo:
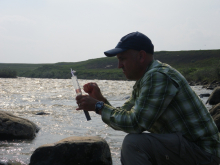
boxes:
[0,77,213,165]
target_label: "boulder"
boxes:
[199,93,210,98]
[0,161,12,165]
[206,87,220,105]
[201,80,209,85]
[189,81,196,86]
[207,85,216,90]
[209,103,220,131]
[29,136,112,165]
[35,112,50,115]
[123,96,130,100]
[211,80,218,85]
[0,111,40,140]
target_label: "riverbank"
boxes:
[189,80,220,90]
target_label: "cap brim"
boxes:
[104,48,127,57]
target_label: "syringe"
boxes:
[71,69,91,121]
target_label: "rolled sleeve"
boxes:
[101,104,114,126]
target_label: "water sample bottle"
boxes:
[71,69,91,121]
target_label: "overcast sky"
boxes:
[0,0,220,63]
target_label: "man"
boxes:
[76,32,220,165]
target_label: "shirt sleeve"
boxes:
[101,72,178,133]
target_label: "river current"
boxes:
[0,78,213,165]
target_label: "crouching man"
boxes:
[76,32,220,165]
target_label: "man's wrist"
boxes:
[95,101,104,114]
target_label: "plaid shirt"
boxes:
[102,60,220,157]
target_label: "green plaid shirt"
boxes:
[102,60,220,157]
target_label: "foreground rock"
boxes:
[0,111,39,140]
[30,136,112,165]
[209,103,220,131]
[0,160,12,165]
[206,87,220,105]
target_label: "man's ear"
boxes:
[139,50,147,63]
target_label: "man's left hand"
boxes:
[76,95,98,111]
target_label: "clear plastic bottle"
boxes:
[71,70,91,121]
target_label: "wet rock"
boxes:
[189,81,196,86]
[201,80,209,85]
[211,80,218,85]
[30,136,112,165]
[0,111,40,140]
[35,112,50,115]
[209,103,220,131]
[206,80,219,90]
[123,96,130,100]
[0,160,12,165]
[207,85,216,90]
[206,87,220,105]
[199,93,210,98]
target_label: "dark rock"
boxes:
[189,81,196,86]
[0,160,12,165]
[209,103,220,131]
[207,85,216,90]
[206,80,218,90]
[201,80,208,85]
[35,112,50,115]
[199,93,210,98]
[29,136,112,165]
[211,80,218,85]
[123,96,130,100]
[0,111,40,140]
[206,87,220,105]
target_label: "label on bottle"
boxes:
[75,89,82,95]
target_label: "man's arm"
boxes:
[76,82,132,114]
[83,82,110,104]
[101,72,178,133]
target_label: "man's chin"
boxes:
[123,71,136,80]
[125,74,135,80]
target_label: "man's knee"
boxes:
[122,134,141,148]
[121,133,154,165]
[123,134,136,145]
[122,133,152,152]
[122,134,138,153]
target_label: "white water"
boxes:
[0,78,213,165]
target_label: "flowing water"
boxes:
[0,78,213,165]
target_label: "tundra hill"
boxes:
[0,63,47,75]
[54,49,220,70]
[0,49,220,81]
[154,49,220,68]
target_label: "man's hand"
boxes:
[76,95,98,111]
[83,83,106,102]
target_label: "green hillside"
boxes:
[0,63,45,75]
[0,49,220,82]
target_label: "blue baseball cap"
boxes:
[104,31,154,57]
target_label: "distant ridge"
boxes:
[0,49,220,81]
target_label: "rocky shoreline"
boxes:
[189,80,220,90]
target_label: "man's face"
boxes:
[117,50,142,80]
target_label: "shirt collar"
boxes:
[133,60,162,90]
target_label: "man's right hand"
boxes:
[83,83,106,102]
